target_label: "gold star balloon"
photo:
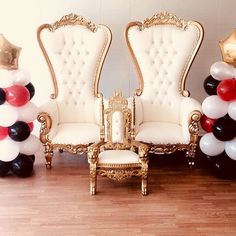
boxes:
[0,34,21,70]
[219,29,236,67]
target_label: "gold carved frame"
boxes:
[37,13,111,168]
[125,11,204,166]
[87,92,150,195]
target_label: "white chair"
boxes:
[87,91,149,195]
[37,13,112,168]
[125,11,204,166]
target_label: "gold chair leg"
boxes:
[141,176,148,196]
[45,152,53,169]
[90,167,97,195]
[186,143,197,168]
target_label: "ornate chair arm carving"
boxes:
[87,142,105,164]
[180,97,202,139]
[37,112,52,144]
[131,141,149,162]
[38,99,59,139]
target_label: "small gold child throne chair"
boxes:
[88,92,149,195]
[37,14,111,168]
[125,12,204,166]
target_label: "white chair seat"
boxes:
[136,122,190,145]
[52,123,100,145]
[98,150,140,164]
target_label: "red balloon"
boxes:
[5,85,30,107]
[201,114,216,132]
[0,126,8,141]
[28,122,34,132]
[217,79,236,101]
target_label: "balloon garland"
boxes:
[200,30,236,177]
[0,35,40,177]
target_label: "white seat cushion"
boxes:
[136,122,190,145]
[52,123,100,145]
[98,150,140,164]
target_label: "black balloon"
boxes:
[0,160,11,177]
[213,152,236,178]
[28,155,35,163]
[11,153,33,177]
[0,88,6,105]
[204,75,220,95]
[8,121,30,141]
[212,116,236,141]
[25,83,35,100]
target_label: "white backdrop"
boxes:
[0,0,235,105]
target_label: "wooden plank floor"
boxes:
[0,151,236,236]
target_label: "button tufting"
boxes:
[73,81,77,85]
[81,41,84,45]
[82,61,85,65]
[69,91,72,95]
[86,51,89,55]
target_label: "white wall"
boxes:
[0,0,236,106]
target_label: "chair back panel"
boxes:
[38,14,111,123]
[126,13,203,124]
[104,92,133,144]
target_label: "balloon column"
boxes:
[200,30,236,177]
[0,35,40,177]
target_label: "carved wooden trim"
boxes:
[48,13,97,32]
[138,11,188,31]
[98,169,142,181]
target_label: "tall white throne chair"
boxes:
[125,12,204,166]
[37,14,112,168]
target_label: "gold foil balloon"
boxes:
[219,29,236,67]
[0,34,21,70]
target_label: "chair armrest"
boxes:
[131,141,149,162]
[87,142,105,164]
[37,99,59,140]
[180,97,202,140]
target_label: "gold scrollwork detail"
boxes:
[48,13,97,32]
[98,169,141,181]
[150,144,188,155]
[138,11,188,31]
[53,144,88,155]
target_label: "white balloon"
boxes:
[0,69,15,88]
[202,95,228,119]
[200,133,225,156]
[18,134,41,155]
[0,138,19,161]
[17,102,38,122]
[210,61,236,81]
[228,101,236,121]
[12,69,31,86]
[225,137,236,160]
[0,104,18,127]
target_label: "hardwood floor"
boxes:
[0,151,236,236]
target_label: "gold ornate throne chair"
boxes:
[37,14,112,168]
[125,12,204,167]
[88,91,149,195]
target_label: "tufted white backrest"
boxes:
[38,15,111,124]
[126,14,203,124]
[111,111,124,143]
